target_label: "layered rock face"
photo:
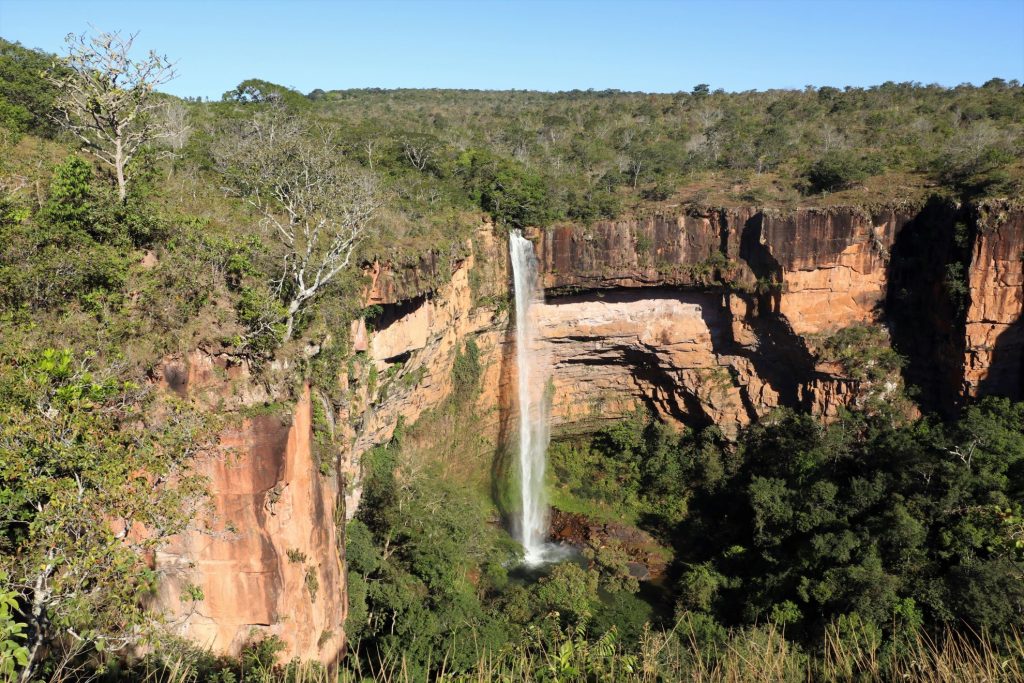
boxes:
[538,207,906,336]
[533,290,760,437]
[151,200,1021,663]
[963,207,1024,399]
[152,354,345,665]
[336,227,515,512]
[351,200,1022,470]
[534,208,896,429]
[533,202,1022,426]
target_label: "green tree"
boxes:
[456,149,555,228]
[0,350,208,682]
[0,39,63,136]
[215,109,380,341]
[804,150,870,193]
[0,578,29,682]
[39,155,97,237]
[222,78,310,108]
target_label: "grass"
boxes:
[138,623,1024,683]
[547,483,642,527]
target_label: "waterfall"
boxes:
[509,231,551,565]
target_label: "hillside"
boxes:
[0,33,1023,683]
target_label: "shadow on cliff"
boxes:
[490,306,518,530]
[884,197,965,414]
[733,212,817,408]
[978,311,1024,400]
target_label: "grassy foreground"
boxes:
[133,620,1024,683]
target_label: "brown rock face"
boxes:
[534,202,1023,421]
[153,366,344,665]
[538,207,907,337]
[534,290,763,438]
[337,226,516,515]
[963,208,1024,399]
[354,201,1021,467]
[759,209,904,335]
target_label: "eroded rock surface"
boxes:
[152,359,344,665]
[534,290,762,438]
[964,208,1024,399]
[150,200,1022,664]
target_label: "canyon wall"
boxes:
[151,353,346,665]
[964,205,1024,399]
[154,199,1021,663]
[533,201,1022,425]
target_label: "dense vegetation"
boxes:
[1,30,1023,683]
[325,382,1024,680]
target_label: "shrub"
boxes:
[804,151,870,193]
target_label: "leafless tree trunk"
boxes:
[158,100,192,152]
[364,138,378,171]
[216,111,381,341]
[44,29,177,201]
[630,158,644,188]
[403,140,432,171]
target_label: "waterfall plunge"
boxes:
[509,231,554,566]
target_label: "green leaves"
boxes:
[673,399,1024,640]
[803,151,873,193]
[0,349,209,679]
[0,577,29,681]
[456,149,556,228]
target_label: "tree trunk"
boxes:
[283,297,303,341]
[19,632,43,683]
[115,137,127,201]
[20,570,51,683]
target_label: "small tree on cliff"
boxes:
[0,350,209,682]
[216,110,381,341]
[44,29,177,201]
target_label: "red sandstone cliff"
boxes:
[151,354,345,665]
[151,199,1021,664]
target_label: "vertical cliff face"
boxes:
[335,226,515,514]
[534,207,904,429]
[343,199,1022,506]
[533,201,1022,428]
[964,206,1024,400]
[152,355,345,665]
[756,209,906,335]
[151,200,1021,663]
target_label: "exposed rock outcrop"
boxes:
[549,510,669,581]
[533,290,763,438]
[964,206,1024,399]
[151,199,1022,664]
[151,355,345,665]
[535,201,1023,421]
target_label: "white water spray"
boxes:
[509,231,553,565]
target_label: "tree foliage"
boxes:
[0,349,210,681]
[215,109,380,340]
[0,39,64,136]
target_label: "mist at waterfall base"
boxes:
[509,231,573,567]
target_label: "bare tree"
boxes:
[216,111,381,341]
[400,133,437,172]
[44,29,177,201]
[157,99,192,153]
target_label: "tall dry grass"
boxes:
[134,624,1024,683]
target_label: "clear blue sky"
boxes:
[2,0,1022,98]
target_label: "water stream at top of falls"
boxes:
[509,231,555,566]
